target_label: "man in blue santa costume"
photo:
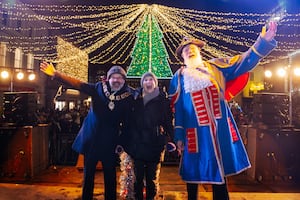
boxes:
[168,21,277,200]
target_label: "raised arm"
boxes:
[40,61,82,89]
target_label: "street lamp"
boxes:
[0,68,36,92]
[1,70,9,79]
[0,69,13,91]
[264,70,272,78]
[28,73,36,81]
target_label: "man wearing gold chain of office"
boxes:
[40,63,134,200]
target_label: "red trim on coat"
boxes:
[228,117,239,142]
[186,128,198,153]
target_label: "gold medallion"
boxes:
[108,101,115,110]
[109,94,115,101]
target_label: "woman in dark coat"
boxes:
[130,72,173,200]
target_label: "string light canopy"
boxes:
[56,37,88,82]
[1,2,299,68]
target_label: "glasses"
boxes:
[109,75,124,80]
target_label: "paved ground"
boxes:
[1,183,300,200]
[0,165,300,200]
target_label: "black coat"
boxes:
[70,81,135,161]
[128,88,173,162]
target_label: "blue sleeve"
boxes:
[210,36,277,81]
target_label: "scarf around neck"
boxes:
[143,87,159,105]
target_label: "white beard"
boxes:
[110,82,124,92]
[184,56,204,68]
[183,66,213,93]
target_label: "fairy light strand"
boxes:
[0,2,299,67]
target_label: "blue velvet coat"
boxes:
[169,36,277,184]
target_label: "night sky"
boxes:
[16,0,300,13]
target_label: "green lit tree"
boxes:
[127,14,173,79]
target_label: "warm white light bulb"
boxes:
[1,70,9,79]
[264,70,272,78]
[28,73,36,81]
[277,68,286,77]
[16,72,24,80]
[294,67,300,76]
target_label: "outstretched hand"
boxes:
[261,21,277,41]
[40,61,56,77]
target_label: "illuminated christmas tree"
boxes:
[127,14,173,79]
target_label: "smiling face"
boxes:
[181,44,203,68]
[142,75,156,94]
[108,73,125,91]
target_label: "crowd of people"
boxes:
[34,106,88,165]
[39,21,277,200]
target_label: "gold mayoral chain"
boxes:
[103,82,130,110]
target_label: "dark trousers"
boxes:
[82,154,117,200]
[187,179,229,200]
[134,159,161,200]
